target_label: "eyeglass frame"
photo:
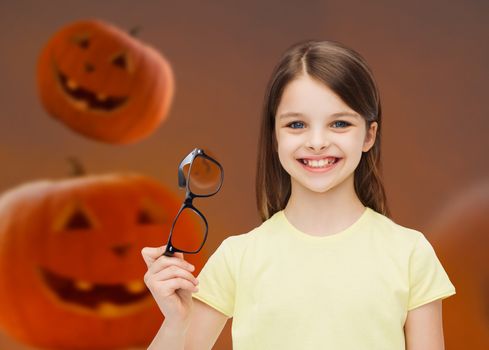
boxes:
[163,148,224,257]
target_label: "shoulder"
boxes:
[366,207,426,250]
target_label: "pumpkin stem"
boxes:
[67,157,86,176]
[129,26,142,37]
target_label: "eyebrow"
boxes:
[278,111,360,120]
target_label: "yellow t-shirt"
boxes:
[192,206,456,349]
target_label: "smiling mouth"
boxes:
[55,65,127,111]
[39,267,151,316]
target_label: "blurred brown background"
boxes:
[0,0,488,349]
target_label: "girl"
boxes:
[141,39,456,350]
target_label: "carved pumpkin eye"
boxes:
[111,52,129,70]
[137,199,168,225]
[52,202,98,233]
[137,209,156,225]
[65,209,93,230]
[72,35,90,49]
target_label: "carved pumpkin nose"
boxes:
[84,62,95,73]
[112,243,131,257]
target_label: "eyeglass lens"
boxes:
[183,155,222,196]
[171,207,207,252]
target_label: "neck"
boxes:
[283,174,366,236]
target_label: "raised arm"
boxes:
[142,245,229,350]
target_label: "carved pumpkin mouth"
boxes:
[54,65,128,111]
[39,266,151,317]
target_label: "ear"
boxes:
[362,121,378,153]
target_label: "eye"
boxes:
[111,52,129,70]
[332,120,351,128]
[286,121,305,129]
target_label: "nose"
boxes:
[305,128,329,152]
[84,62,95,73]
[111,243,131,257]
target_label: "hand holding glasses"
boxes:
[163,148,224,257]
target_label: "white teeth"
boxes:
[125,280,145,294]
[67,79,78,90]
[302,158,337,168]
[75,280,93,291]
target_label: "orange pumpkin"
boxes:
[36,19,175,144]
[427,181,489,349]
[0,173,206,349]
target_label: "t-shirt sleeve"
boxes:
[407,233,456,311]
[192,237,236,318]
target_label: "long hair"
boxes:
[255,39,391,221]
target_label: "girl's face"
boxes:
[274,74,378,194]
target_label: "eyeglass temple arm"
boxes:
[178,150,197,188]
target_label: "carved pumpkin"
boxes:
[0,173,205,349]
[36,19,175,144]
[427,181,489,349]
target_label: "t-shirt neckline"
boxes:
[275,206,372,242]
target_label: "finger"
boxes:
[165,250,184,260]
[152,265,199,286]
[159,277,199,295]
[149,254,195,275]
[141,246,166,268]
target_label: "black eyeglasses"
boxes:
[163,148,224,257]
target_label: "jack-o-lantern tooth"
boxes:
[125,280,145,294]
[74,100,88,111]
[75,280,93,291]
[97,302,118,317]
[67,79,78,90]
[97,93,107,101]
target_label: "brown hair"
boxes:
[255,39,391,222]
